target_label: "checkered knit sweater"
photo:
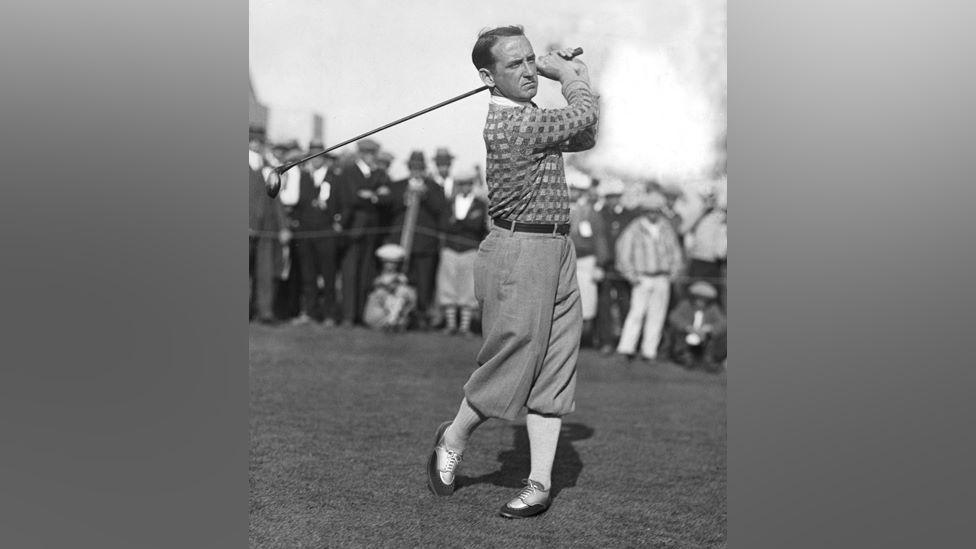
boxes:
[483,79,599,224]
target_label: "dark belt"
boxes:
[493,217,570,235]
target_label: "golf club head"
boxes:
[266,169,282,198]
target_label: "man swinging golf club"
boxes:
[426,25,599,518]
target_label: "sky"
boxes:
[249,0,726,184]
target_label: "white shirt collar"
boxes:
[312,166,328,187]
[248,150,263,171]
[490,94,533,108]
[356,159,371,178]
[454,192,475,220]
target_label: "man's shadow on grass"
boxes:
[455,422,594,498]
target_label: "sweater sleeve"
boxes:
[506,80,599,153]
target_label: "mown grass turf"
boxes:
[250,324,726,548]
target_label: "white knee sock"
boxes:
[526,413,561,491]
[442,398,485,452]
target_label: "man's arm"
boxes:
[508,55,599,153]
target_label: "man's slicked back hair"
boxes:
[471,25,525,71]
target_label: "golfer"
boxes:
[426,25,599,518]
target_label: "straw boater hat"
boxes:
[688,281,718,300]
[433,148,455,165]
[375,243,407,263]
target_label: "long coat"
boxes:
[336,161,381,242]
[443,194,489,253]
[383,177,448,256]
[292,168,344,234]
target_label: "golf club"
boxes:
[265,47,583,197]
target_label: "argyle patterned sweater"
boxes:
[483,79,599,224]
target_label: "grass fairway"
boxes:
[250,324,726,548]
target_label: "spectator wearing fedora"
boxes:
[249,125,291,324]
[272,141,308,320]
[384,151,448,329]
[290,139,344,326]
[666,281,727,372]
[432,147,457,198]
[568,175,607,348]
[436,173,489,336]
[685,192,727,308]
[592,178,638,355]
[336,138,384,326]
[372,150,397,250]
[614,192,683,361]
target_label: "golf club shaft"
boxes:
[274,85,488,175]
[272,46,584,175]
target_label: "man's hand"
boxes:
[278,228,292,245]
[537,48,589,83]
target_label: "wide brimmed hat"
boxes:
[356,139,380,153]
[376,151,394,166]
[688,281,718,299]
[406,150,427,169]
[375,243,406,262]
[249,124,267,142]
[433,147,455,164]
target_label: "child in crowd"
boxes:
[364,244,417,332]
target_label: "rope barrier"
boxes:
[249,224,485,247]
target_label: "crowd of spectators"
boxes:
[249,123,727,371]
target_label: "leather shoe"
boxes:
[426,421,462,496]
[499,479,551,518]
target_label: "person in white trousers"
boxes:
[614,192,683,361]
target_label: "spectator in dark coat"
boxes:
[569,179,607,347]
[435,174,488,336]
[384,151,448,329]
[249,125,291,324]
[291,140,344,326]
[592,179,638,355]
[336,139,384,326]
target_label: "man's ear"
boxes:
[478,68,495,88]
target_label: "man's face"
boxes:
[646,210,662,223]
[361,151,377,168]
[457,181,473,196]
[481,35,538,102]
[436,162,451,179]
[309,155,325,170]
[409,165,426,179]
[248,138,263,153]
